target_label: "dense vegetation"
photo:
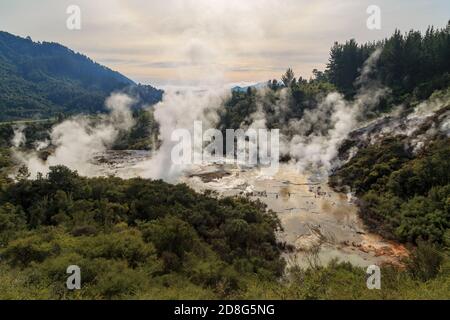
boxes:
[219,77,335,134]
[330,136,450,245]
[0,31,163,121]
[0,166,284,299]
[0,165,448,299]
[326,22,450,102]
[219,23,450,131]
[113,109,160,150]
[0,120,55,148]
[326,126,450,300]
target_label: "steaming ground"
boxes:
[8,51,449,267]
[89,153,407,267]
[12,93,136,177]
[181,163,408,267]
[10,51,392,181]
[52,90,449,267]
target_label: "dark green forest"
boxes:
[0,165,448,299]
[330,136,450,245]
[0,31,163,121]
[0,166,284,299]
[326,23,450,101]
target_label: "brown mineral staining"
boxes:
[279,186,291,199]
[321,201,331,212]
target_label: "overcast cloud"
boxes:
[0,0,448,88]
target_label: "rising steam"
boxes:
[132,88,229,181]
[11,125,26,148]
[13,93,135,178]
[243,49,388,176]
[13,48,447,183]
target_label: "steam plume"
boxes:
[14,93,135,178]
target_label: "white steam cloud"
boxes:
[132,88,228,181]
[248,49,387,175]
[11,48,421,183]
[11,125,26,148]
[14,93,135,178]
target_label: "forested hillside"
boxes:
[330,136,450,244]
[0,31,163,121]
[326,23,450,101]
[218,22,450,132]
[216,23,449,252]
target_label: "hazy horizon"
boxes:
[0,0,449,88]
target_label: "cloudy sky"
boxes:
[0,0,448,88]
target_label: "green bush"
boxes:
[406,241,444,281]
[0,203,26,245]
[2,234,59,267]
[76,230,157,268]
[90,260,148,299]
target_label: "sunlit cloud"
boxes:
[0,0,448,87]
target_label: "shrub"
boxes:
[2,234,58,267]
[406,241,444,281]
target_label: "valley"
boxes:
[0,18,449,300]
[91,151,408,268]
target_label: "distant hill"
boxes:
[0,31,163,121]
[231,82,268,93]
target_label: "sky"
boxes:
[0,0,448,88]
